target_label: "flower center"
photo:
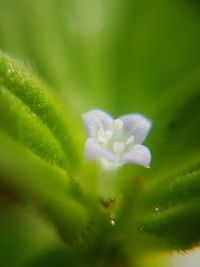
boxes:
[97,129,113,147]
[97,118,136,155]
[113,141,125,154]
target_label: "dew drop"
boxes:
[110,212,116,226]
[155,207,161,214]
[110,219,115,226]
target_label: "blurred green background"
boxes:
[0,0,200,266]
[1,0,199,117]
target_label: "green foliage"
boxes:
[138,165,200,249]
[131,68,200,251]
[0,86,66,169]
[0,0,200,267]
[0,51,80,172]
[0,202,61,267]
[0,132,88,243]
[149,68,200,173]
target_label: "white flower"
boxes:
[82,109,152,169]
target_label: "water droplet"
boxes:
[110,212,116,226]
[110,219,115,226]
[155,207,161,214]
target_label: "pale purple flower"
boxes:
[82,109,152,169]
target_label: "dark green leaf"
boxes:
[0,132,88,243]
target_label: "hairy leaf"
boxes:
[0,51,80,172]
[138,164,200,250]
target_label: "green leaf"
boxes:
[0,86,67,169]
[0,51,80,172]
[138,164,200,250]
[139,199,200,250]
[142,164,200,210]
[0,132,88,243]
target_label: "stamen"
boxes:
[113,119,123,129]
[125,135,135,145]
[97,129,113,147]
[113,142,125,154]
[105,130,113,142]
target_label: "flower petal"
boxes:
[119,114,152,144]
[120,144,151,168]
[82,109,113,138]
[85,138,115,162]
